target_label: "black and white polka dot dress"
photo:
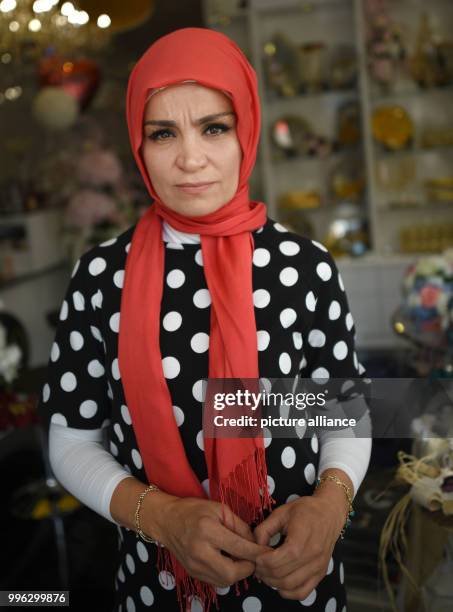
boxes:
[39,215,363,612]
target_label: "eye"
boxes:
[147,128,173,141]
[205,122,231,135]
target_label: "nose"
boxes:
[175,135,208,172]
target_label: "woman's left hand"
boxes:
[253,495,345,600]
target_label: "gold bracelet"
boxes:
[315,475,355,539]
[134,483,160,545]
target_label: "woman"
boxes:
[39,28,372,612]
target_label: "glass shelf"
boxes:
[372,82,453,103]
[272,146,360,165]
[380,200,453,213]
[374,144,453,160]
[266,87,357,105]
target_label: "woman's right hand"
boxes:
[144,494,272,588]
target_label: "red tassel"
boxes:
[154,448,276,612]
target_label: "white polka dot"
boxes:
[274,222,288,232]
[280,308,297,328]
[345,312,354,331]
[311,367,329,383]
[109,312,120,333]
[91,289,103,310]
[114,423,124,443]
[296,420,306,438]
[299,588,317,606]
[158,570,175,590]
[193,288,211,308]
[50,412,67,426]
[140,586,154,606]
[117,566,125,582]
[72,291,85,311]
[80,400,98,419]
[267,475,275,495]
[316,261,332,281]
[88,257,107,276]
[125,242,131,253]
[305,291,316,312]
[42,383,50,402]
[279,240,300,256]
[304,463,316,485]
[90,325,103,342]
[338,273,345,291]
[173,405,184,426]
[279,352,291,374]
[312,239,328,252]
[325,597,337,612]
[59,300,68,321]
[113,269,124,288]
[195,249,203,266]
[216,586,230,595]
[71,259,80,277]
[196,430,204,451]
[190,332,209,353]
[126,553,135,574]
[253,248,271,267]
[70,331,84,351]
[162,356,180,379]
[192,379,206,402]
[286,493,300,503]
[279,266,298,286]
[327,556,334,574]
[269,532,281,546]
[253,289,271,308]
[299,356,307,371]
[121,404,131,425]
[333,341,348,360]
[60,372,77,392]
[281,446,296,468]
[293,332,303,350]
[202,479,210,497]
[100,237,117,247]
[311,434,318,453]
[242,596,262,612]
[50,342,60,362]
[110,440,118,456]
[88,359,105,377]
[257,330,270,351]
[263,427,272,448]
[189,596,204,612]
[136,541,149,563]
[340,561,344,583]
[132,449,142,470]
[328,300,341,320]
[353,351,359,370]
[163,311,182,332]
[166,269,185,288]
[308,329,326,348]
[126,596,135,612]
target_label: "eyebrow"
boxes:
[143,111,236,128]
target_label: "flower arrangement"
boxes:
[62,146,142,266]
[400,249,453,345]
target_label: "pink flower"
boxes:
[76,150,123,187]
[65,190,118,229]
[420,284,442,308]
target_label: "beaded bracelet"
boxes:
[315,475,355,539]
[134,483,160,545]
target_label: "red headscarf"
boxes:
[119,27,273,611]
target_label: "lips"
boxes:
[176,182,215,187]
